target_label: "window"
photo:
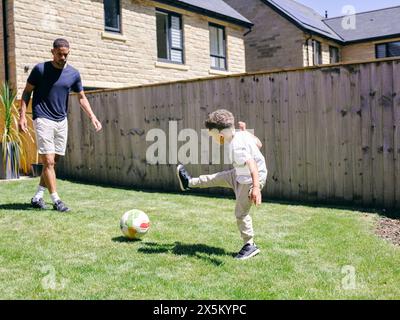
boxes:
[156,10,184,64]
[313,40,322,65]
[104,0,121,33]
[329,46,340,64]
[209,24,227,70]
[376,41,400,58]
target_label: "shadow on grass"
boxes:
[137,242,235,266]
[112,236,142,243]
[0,203,36,211]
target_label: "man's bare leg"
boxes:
[40,154,57,194]
[33,154,69,212]
[31,154,52,208]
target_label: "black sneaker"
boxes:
[53,200,71,212]
[31,198,47,209]
[176,164,191,191]
[235,243,260,260]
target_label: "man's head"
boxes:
[51,38,70,69]
[205,109,235,145]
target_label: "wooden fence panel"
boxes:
[394,60,400,208]
[382,62,395,208]
[360,63,373,207]
[58,59,400,209]
[349,64,363,206]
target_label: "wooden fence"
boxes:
[58,58,400,209]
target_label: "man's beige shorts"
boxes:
[33,118,68,156]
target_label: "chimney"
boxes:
[325,10,328,18]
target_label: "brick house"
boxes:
[224,0,400,72]
[0,0,253,95]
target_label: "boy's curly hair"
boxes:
[205,109,235,131]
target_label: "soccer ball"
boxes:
[120,209,150,240]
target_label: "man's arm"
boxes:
[246,158,262,206]
[19,83,35,133]
[77,91,102,132]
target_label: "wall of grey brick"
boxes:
[224,0,305,72]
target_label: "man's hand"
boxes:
[250,186,262,206]
[18,116,28,133]
[91,116,102,132]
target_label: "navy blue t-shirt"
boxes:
[27,62,83,121]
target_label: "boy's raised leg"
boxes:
[176,164,236,191]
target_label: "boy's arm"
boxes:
[254,137,263,150]
[246,158,262,206]
[238,121,263,149]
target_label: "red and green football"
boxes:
[120,209,150,240]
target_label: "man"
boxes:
[19,38,102,212]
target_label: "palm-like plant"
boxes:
[0,82,34,179]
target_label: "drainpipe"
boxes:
[2,0,9,82]
[244,26,253,37]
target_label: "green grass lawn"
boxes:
[0,178,399,300]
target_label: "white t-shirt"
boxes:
[228,131,268,184]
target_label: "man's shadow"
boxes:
[138,242,235,266]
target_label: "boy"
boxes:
[176,109,267,260]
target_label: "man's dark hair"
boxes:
[205,109,235,131]
[53,38,70,49]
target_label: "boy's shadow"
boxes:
[138,242,235,266]
[0,203,35,211]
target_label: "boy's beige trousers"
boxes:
[189,169,265,245]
